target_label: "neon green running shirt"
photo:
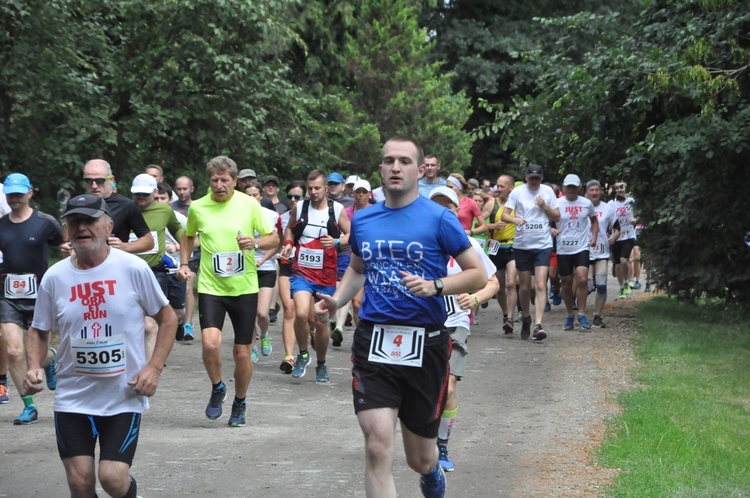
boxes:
[186,192,272,296]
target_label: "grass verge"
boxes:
[598,296,750,497]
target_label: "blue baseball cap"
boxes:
[3,173,32,194]
[327,172,345,184]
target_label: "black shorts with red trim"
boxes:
[350,320,451,439]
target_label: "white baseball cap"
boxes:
[131,173,158,194]
[352,179,371,192]
[428,186,459,207]
[563,174,581,187]
[346,175,361,186]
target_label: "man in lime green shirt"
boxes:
[177,156,279,427]
[131,173,186,356]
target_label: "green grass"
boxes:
[598,296,750,497]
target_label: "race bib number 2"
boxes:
[368,324,425,367]
[212,251,245,277]
[72,334,126,377]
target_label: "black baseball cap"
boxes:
[526,164,544,178]
[263,175,280,186]
[63,194,111,218]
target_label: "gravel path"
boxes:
[0,279,643,497]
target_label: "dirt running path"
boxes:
[0,281,644,497]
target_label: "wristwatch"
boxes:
[254,241,259,250]
[433,279,444,296]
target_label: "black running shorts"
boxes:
[198,293,258,345]
[488,247,514,270]
[612,239,635,262]
[55,411,141,465]
[351,320,451,439]
[557,250,591,277]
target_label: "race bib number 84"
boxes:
[368,324,425,367]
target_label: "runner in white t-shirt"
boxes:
[608,181,637,298]
[429,187,498,473]
[586,180,620,328]
[24,194,177,498]
[501,164,560,341]
[555,175,598,331]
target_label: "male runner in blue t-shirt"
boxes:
[315,136,486,498]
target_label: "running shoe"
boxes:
[419,464,446,498]
[279,355,295,374]
[251,345,259,364]
[0,382,9,404]
[623,283,632,295]
[291,353,310,378]
[593,315,606,328]
[633,281,642,290]
[227,401,246,427]
[269,303,280,323]
[331,328,343,348]
[45,348,59,390]
[183,323,194,342]
[345,309,354,327]
[205,384,227,420]
[618,287,627,299]
[544,301,551,312]
[480,301,489,309]
[260,335,272,356]
[520,316,532,340]
[502,318,514,335]
[532,324,547,341]
[438,445,454,472]
[13,405,38,425]
[577,314,592,330]
[552,290,562,306]
[563,315,575,331]
[645,283,653,293]
[315,363,329,383]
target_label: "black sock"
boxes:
[121,476,137,498]
[300,349,308,356]
[234,396,245,405]
[212,381,224,390]
[317,361,325,367]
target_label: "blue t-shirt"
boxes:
[350,195,471,327]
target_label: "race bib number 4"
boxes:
[297,247,324,269]
[4,274,38,299]
[368,324,425,367]
[212,251,245,277]
[72,334,126,377]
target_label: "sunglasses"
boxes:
[83,177,112,186]
[286,194,303,200]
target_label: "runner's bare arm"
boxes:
[177,233,196,282]
[112,231,154,254]
[23,327,51,395]
[129,304,177,397]
[457,275,500,310]
[314,253,365,320]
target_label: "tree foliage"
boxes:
[290,0,473,177]
[0,0,324,209]
[480,0,750,302]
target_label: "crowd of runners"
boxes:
[0,139,650,498]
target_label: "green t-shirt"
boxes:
[186,192,272,296]
[133,203,184,268]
